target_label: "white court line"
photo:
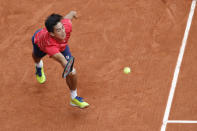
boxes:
[161,0,197,131]
[167,120,197,124]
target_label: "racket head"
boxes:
[62,56,75,78]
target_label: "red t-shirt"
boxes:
[34,19,72,56]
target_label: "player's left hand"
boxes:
[70,11,78,19]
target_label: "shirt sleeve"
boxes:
[61,19,72,32]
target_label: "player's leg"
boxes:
[32,45,46,84]
[61,45,77,96]
[31,30,46,84]
[61,45,89,108]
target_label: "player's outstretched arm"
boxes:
[51,53,68,68]
[64,11,77,20]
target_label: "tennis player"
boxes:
[31,11,89,108]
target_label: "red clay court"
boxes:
[0,0,197,131]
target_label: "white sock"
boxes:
[70,89,77,100]
[36,60,43,68]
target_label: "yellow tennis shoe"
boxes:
[36,66,46,84]
[70,96,89,108]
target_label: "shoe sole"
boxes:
[36,75,46,84]
[70,102,89,109]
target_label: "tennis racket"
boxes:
[62,56,75,78]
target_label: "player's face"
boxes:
[53,22,66,40]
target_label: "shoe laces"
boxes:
[36,67,42,77]
[75,96,84,102]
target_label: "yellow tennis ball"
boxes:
[124,67,131,74]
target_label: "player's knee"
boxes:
[70,67,76,75]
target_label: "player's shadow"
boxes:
[32,83,50,94]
